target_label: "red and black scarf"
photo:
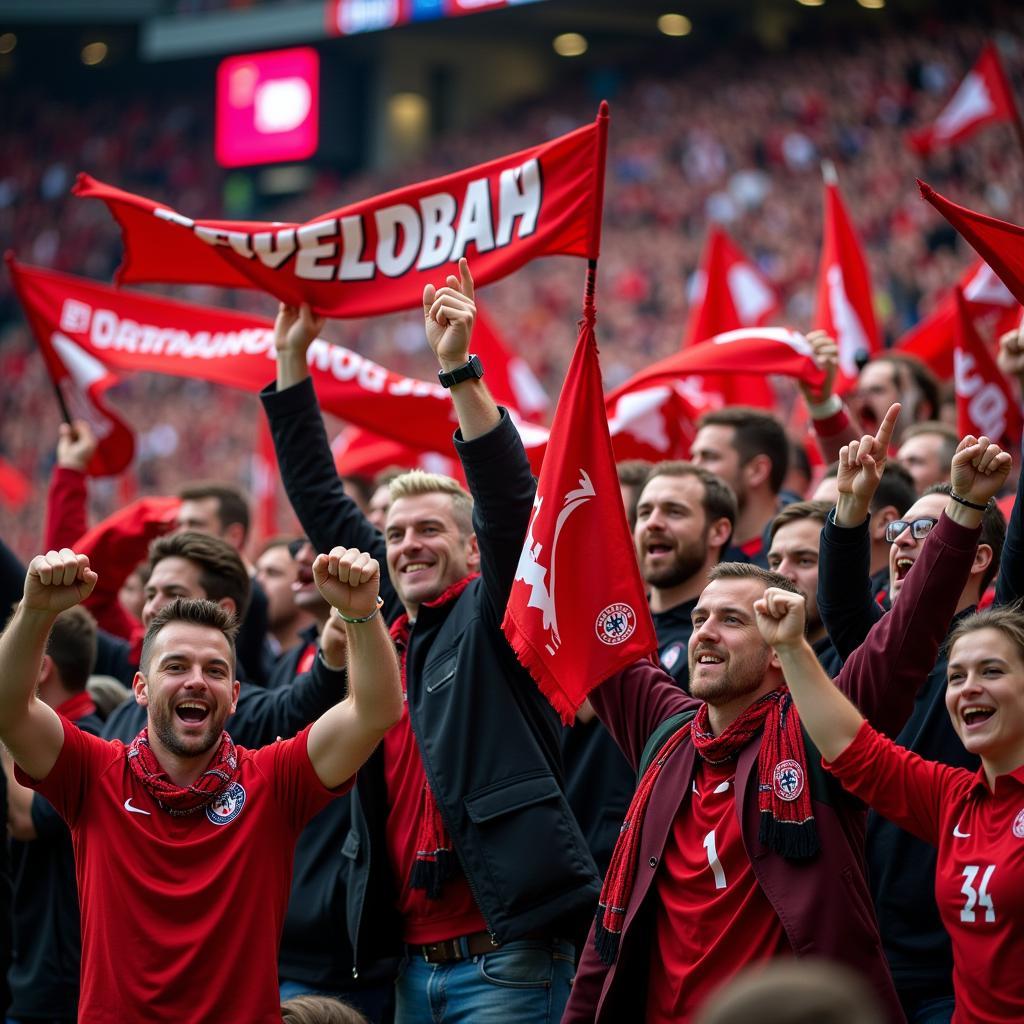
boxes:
[594,687,817,965]
[127,728,239,817]
[389,573,479,900]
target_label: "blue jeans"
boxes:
[394,938,575,1024]
[906,996,955,1024]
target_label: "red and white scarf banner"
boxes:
[72,105,609,319]
[607,327,826,403]
[919,181,1024,310]
[953,287,1023,451]
[7,256,474,455]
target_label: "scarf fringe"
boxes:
[593,904,623,966]
[758,812,819,860]
[409,848,455,899]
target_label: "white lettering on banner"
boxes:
[184,156,543,279]
[60,299,92,334]
[954,349,1008,439]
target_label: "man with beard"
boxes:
[850,353,940,447]
[0,544,401,1024]
[633,462,736,688]
[563,407,1011,1024]
[689,408,789,567]
[766,500,838,673]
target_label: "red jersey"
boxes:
[828,722,1024,1024]
[646,757,790,1022]
[17,716,346,1024]
[382,704,486,943]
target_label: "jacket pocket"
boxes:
[464,773,589,918]
[424,652,458,694]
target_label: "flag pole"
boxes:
[584,102,610,321]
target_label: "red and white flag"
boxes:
[684,225,780,408]
[953,287,1022,451]
[73,106,609,319]
[813,166,881,388]
[503,307,657,723]
[907,44,1019,157]
[472,304,549,418]
[898,260,1020,380]
[609,327,827,400]
[331,426,459,481]
[7,255,135,477]
[920,182,1024,310]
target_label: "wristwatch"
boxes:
[438,354,484,389]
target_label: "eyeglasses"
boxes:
[885,517,939,543]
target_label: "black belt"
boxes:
[411,929,500,963]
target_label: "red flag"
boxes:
[472,304,549,418]
[0,456,30,508]
[7,254,135,477]
[608,327,826,401]
[72,108,609,319]
[813,166,881,388]
[953,287,1023,451]
[251,416,279,548]
[919,182,1024,310]
[907,44,1019,156]
[503,311,657,723]
[684,225,780,408]
[898,260,1020,380]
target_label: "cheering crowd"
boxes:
[4,8,1024,1024]
[0,246,1022,1022]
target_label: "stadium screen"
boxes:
[325,0,545,37]
[215,47,320,168]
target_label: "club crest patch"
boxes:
[595,603,638,646]
[206,782,246,826]
[772,760,804,802]
[1013,808,1024,839]
[660,643,684,672]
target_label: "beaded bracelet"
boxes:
[950,491,990,513]
[332,595,385,624]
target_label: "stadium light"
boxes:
[81,41,108,66]
[553,33,588,57]
[795,0,825,5]
[857,0,885,7]
[658,14,692,37]
[0,33,16,55]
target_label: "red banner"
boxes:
[907,43,1019,156]
[72,107,609,319]
[813,168,881,388]
[920,182,1024,310]
[503,310,657,723]
[953,287,1023,451]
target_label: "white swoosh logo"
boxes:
[953,823,971,838]
[124,798,151,816]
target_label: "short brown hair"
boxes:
[901,420,959,465]
[388,471,474,536]
[178,483,250,541]
[148,531,251,619]
[870,353,940,422]
[707,561,800,596]
[640,461,737,535]
[140,598,239,675]
[46,605,98,692]
[696,407,790,494]
[947,604,1024,665]
[769,500,832,543]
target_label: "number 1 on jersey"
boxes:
[703,830,728,890]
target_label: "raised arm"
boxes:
[995,327,1024,606]
[0,550,96,779]
[756,587,862,761]
[799,331,863,464]
[261,304,401,621]
[816,403,901,657]
[306,546,402,789]
[44,420,94,551]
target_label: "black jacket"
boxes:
[262,379,600,975]
[650,598,696,690]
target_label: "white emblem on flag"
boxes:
[1013,808,1024,839]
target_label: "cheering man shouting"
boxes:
[0,545,401,1024]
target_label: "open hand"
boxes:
[273,302,325,360]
